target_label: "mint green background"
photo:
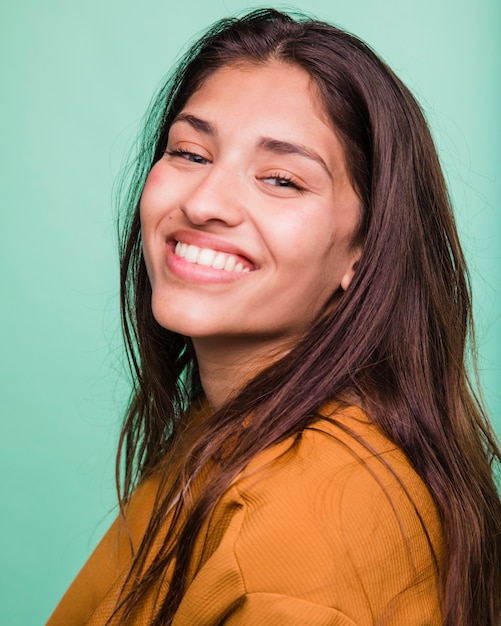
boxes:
[1,1,499,623]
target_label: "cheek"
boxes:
[278,212,337,264]
[139,223,154,282]
[143,161,164,188]
[140,168,161,214]
[278,212,355,292]
[138,172,162,281]
[139,165,172,230]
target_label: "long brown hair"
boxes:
[115,9,501,625]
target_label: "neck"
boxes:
[192,335,295,411]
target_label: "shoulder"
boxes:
[236,403,440,528]
[194,404,444,624]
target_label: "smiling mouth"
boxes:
[174,242,253,273]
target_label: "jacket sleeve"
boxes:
[45,478,160,625]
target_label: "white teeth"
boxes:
[212,252,227,269]
[197,248,216,267]
[174,242,250,273]
[185,244,199,263]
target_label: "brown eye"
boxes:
[262,173,303,192]
[165,149,209,165]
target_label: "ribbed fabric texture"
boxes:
[47,405,444,625]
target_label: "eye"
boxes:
[165,149,210,165]
[261,173,304,192]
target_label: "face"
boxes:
[140,61,361,359]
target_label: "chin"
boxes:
[151,299,210,336]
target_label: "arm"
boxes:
[46,478,159,625]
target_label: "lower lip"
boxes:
[165,243,253,284]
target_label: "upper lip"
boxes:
[167,229,257,267]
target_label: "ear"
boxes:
[340,247,362,292]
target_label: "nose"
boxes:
[180,164,245,227]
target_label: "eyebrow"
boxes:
[171,114,332,178]
[257,138,332,179]
[171,113,216,135]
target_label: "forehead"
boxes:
[180,60,330,129]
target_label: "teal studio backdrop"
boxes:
[1,0,499,623]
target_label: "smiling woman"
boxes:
[46,8,501,626]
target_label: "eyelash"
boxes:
[165,149,209,164]
[263,172,304,192]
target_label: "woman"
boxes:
[47,9,501,626]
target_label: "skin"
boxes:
[140,61,361,409]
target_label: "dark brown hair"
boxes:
[115,8,501,625]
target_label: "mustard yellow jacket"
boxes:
[47,406,444,625]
